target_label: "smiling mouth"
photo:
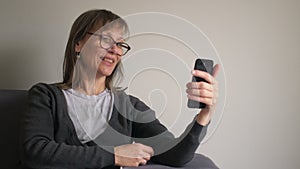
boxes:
[100,57,114,64]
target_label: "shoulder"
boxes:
[29,82,63,91]
[28,82,64,100]
[112,89,136,102]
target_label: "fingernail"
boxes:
[192,70,196,74]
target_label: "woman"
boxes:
[21,9,220,169]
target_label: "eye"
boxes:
[101,35,113,44]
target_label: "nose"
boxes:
[108,43,122,56]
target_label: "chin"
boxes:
[104,72,113,77]
[97,69,113,77]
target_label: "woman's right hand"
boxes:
[114,143,154,167]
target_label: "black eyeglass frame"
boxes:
[87,32,131,56]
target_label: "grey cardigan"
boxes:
[21,83,207,169]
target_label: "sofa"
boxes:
[0,90,219,169]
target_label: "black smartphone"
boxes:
[187,58,214,109]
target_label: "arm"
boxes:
[22,84,114,169]
[131,64,220,167]
[130,98,207,167]
[151,120,208,167]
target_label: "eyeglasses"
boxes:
[87,32,131,56]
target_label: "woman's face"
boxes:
[76,25,126,78]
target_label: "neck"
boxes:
[74,71,107,95]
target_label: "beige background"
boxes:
[1,0,300,168]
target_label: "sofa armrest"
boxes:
[123,153,219,169]
[0,90,27,169]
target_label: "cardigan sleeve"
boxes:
[21,83,115,169]
[129,95,208,167]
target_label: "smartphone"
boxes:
[187,58,214,109]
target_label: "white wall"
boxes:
[1,0,300,168]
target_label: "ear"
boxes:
[75,41,83,53]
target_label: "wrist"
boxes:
[196,110,211,126]
[196,117,210,126]
[114,147,120,166]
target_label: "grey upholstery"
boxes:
[124,154,219,169]
[0,90,27,169]
[0,90,218,169]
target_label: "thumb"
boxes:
[212,64,221,78]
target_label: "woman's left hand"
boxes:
[186,64,220,126]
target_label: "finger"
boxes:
[186,82,213,91]
[186,89,213,98]
[187,95,214,106]
[212,64,221,78]
[142,146,154,156]
[192,70,214,84]
[139,159,147,165]
[138,151,151,161]
[143,155,151,161]
[135,143,154,156]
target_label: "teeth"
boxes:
[103,57,114,63]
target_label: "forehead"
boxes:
[95,21,128,40]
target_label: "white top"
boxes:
[62,88,114,143]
